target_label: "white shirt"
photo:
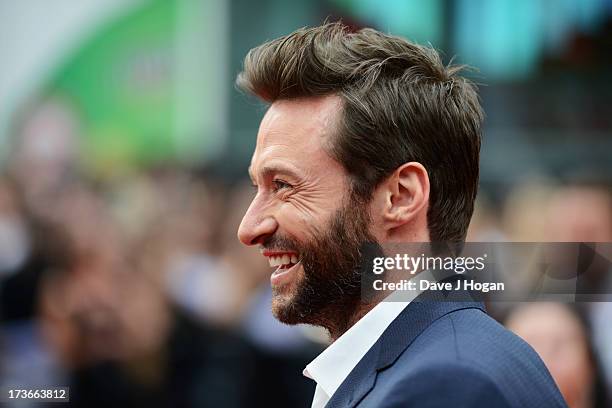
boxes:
[303,271,432,408]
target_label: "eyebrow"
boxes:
[248,164,302,184]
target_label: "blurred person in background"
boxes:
[543,182,612,393]
[506,302,610,408]
[501,180,558,242]
[5,97,80,215]
[543,182,612,295]
[545,183,612,244]
[504,180,612,303]
[495,180,611,296]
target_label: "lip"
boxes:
[270,261,301,287]
[261,250,298,257]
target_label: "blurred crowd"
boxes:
[0,99,611,408]
[0,100,325,407]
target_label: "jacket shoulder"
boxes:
[369,307,567,408]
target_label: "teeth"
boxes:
[267,254,299,268]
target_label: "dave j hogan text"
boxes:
[372,278,504,293]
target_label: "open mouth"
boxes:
[262,250,301,286]
[267,253,299,269]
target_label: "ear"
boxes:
[380,162,430,230]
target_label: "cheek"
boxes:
[276,201,328,238]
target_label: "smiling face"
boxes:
[238,95,378,330]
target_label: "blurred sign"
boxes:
[48,0,227,175]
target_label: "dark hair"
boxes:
[237,23,483,243]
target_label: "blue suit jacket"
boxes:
[324,287,568,407]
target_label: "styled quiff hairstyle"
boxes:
[236,23,483,243]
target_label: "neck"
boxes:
[318,299,379,341]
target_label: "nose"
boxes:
[237,200,279,246]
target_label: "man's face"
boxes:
[238,95,377,326]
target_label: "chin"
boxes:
[270,267,307,323]
[271,292,303,325]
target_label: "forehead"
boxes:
[250,95,342,176]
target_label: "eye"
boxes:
[272,179,293,192]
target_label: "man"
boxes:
[236,23,567,408]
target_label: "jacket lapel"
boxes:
[325,280,485,408]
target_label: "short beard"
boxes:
[267,193,381,338]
